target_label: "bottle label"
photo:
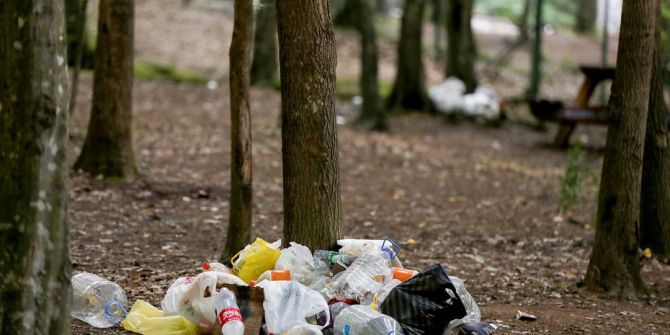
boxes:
[218,307,243,325]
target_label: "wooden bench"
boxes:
[530,65,615,148]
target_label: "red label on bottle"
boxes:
[218,307,243,325]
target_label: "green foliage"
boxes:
[134,59,208,84]
[663,0,670,84]
[476,0,577,30]
[559,141,585,212]
[335,77,393,100]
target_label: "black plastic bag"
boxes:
[456,322,498,335]
[380,264,467,335]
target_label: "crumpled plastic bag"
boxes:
[380,264,467,335]
[275,242,316,285]
[445,322,498,335]
[258,280,330,334]
[284,324,324,335]
[232,238,281,283]
[122,299,198,335]
[161,271,247,333]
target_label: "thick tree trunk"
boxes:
[250,0,278,87]
[353,0,388,131]
[387,0,431,112]
[446,0,478,93]
[584,0,658,297]
[276,0,343,250]
[0,1,72,333]
[222,0,254,262]
[74,0,137,181]
[640,6,670,260]
[575,0,597,33]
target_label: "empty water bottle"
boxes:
[327,250,392,301]
[71,272,128,328]
[214,287,244,335]
[334,305,404,335]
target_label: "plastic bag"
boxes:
[122,300,198,335]
[380,264,467,335]
[285,324,325,335]
[232,238,281,283]
[274,242,315,285]
[258,280,330,334]
[445,322,498,335]
[161,272,247,332]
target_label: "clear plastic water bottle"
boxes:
[328,250,392,301]
[71,272,128,328]
[313,250,355,268]
[214,287,244,335]
[334,305,404,335]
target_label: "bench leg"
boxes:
[554,123,576,149]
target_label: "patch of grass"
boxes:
[335,77,393,100]
[559,141,586,212]
[134,59,208,84]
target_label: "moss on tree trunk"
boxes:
[222,0,254,262]
[584,0,658,298]
[386,0,431,112]
[0,1,72,333]
[276,0,343,250]
[250,0,278,87]
[74,0,137,181]
[640,6,670,260]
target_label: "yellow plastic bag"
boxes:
[122,299,198,335]
[232,238,281,283]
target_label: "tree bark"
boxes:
[66,0,89,115]
[640,5,670,260]
[432,0,446,62]
[0,1,72,333]
[334,0,356,27]
[575,0,597,33]
[527,0,544,99]
[353,0,388,131]
[387,0,431,112]
[446,0,478,93]
[250,0,278,87]
[275,0,343,250]
[74,0,137,181]
[222,0,254,262]
[584,0,658,297]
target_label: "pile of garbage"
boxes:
[429,77,504,122]
[71,238,498,335]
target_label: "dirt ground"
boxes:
[71,1,670,334]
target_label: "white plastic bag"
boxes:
[258,281,330,334]
[284,324,324,335]
[161,272,247,333]
[274,242,315,284]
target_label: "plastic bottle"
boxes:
[328,250,392,301]
[392,267,417,282]
[202,261,230,273]
[71,272,128,328]
[213,288,244,335]
[334,305,404,335]
[313,250,355,268]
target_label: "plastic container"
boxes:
[334,305,404,335]
[313,250,355,268]
[392,268,418,282]
[202,262,230,273]
[214,288,244,335]
[71,272,128,328]
[327,250,392,301]
[256,269,291,282]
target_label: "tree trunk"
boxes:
[446,0,478,93]
[517,0,531,41]
[74,0,137,181]
[66,0,89,115]
[334,0,356,27]
[0,1,72,333]
[387,0,431,112]
[222,0,254,262]
[353,0,388,131]
[584,0,658,297]
[640,5,670,260]
[250,0,278,87]
[275,0,343,250]
[575,0,597,33]
[527,0,544,99]
[432,0,446,62]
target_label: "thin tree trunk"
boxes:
[584,0,658,297]
[387,0,431,112]
[353,0,388,131]
[640,5,670,260]
[0,1,72,333]
[575,0,598,33]
[250,0,278,87]
[334,0,356,27]
[74,0,137,181]
[527,0,543,99]
[432,0,446,62]
[276,0,343,250]
[517,0,531,41]
[66,0,89,115]
[446,0,478,93]
[222,0,254,262]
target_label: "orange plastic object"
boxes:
[392,267,417,282]
[201,262,211,271]
[271,270,291,281]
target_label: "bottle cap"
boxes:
[271,270,291,281]
[249,280,256,287]
[202,262,211,270]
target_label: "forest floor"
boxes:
[71,1,670,334]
